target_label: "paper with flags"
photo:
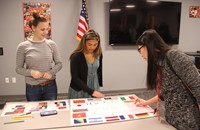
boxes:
[70,94,155,125]
[76,0,89,41]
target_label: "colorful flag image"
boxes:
[119,115,126,120]
[128,114,134,119]
[69,94,155,125]
[88,117,103,123]
[105,116,120,122]
[74,118,87,124]
[73,99,85,104]
[38,102,48,109]
[73,108,88,113]
[76,0,89,41]
[5,105,25,115]
[73,112,86,118]
[129,96,135,100]
[55,101,67,109]
[120,97,126,101]
[135,113,149,118]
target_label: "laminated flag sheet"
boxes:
[70,94,155,125]
[1,100,69,116]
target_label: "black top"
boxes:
[69,52,103,95]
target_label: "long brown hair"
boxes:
[70,29,102,60]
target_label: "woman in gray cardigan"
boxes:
[136,29,200,130]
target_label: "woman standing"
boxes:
[136,29,200,130]
[16,11,62,101]
[68,29,104,99]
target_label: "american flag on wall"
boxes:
[76,0,89,41]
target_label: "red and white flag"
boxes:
[76,0,89,41]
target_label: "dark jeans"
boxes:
[26,80,57,101]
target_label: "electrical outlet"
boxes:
[12,77,16,83]
[5,77,9,83]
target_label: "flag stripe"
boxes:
[79,16,88,29]
[77,18,88,33]
[76,0,89,41]
[77,26,86,35]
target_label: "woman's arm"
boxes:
[15,43,32,76]
[136,95,158,106]
[48,41,62,75]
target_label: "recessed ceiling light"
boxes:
[126,5,135,8]
[110,9,121,12]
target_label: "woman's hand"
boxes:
[135,98,148,107]
[92,91,105,98]
[42,72,52,79]
[31,70,43,79]
[135,95,159,107]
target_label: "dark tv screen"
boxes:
[109,0,182,46]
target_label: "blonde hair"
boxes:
[70,29,102,59]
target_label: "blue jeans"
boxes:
[26,80,57,101]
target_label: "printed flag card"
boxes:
[70,94,154,125]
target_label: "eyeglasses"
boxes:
[137,45,144,53]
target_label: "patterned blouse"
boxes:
[160,49,200,130]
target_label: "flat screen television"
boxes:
[109,0,182,46]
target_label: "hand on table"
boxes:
[135,98,148,107]
[92,91,105,98]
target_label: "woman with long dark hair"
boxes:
[136,29,200,130]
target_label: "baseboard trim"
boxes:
[0,88,154,103]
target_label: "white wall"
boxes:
[0,0,200,95]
